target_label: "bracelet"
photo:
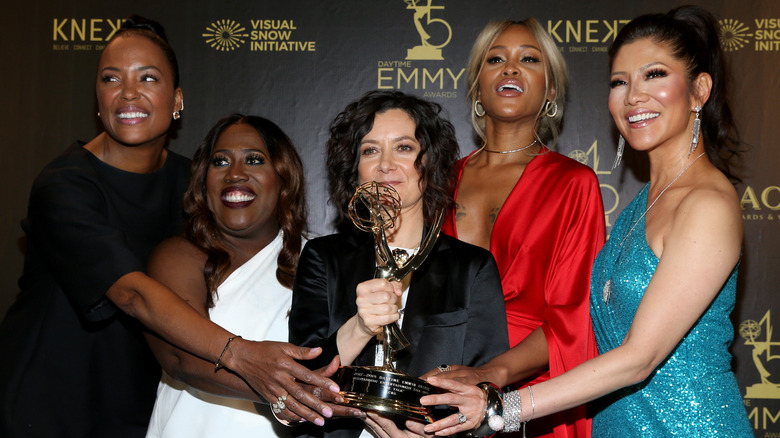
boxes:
[501,389,523,433]
[527,385,536,422]
[214,335,241,371]
[467,382,504,437]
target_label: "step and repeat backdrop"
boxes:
[1,1,778,434]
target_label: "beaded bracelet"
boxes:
[467,382,504,437]
[214,335,241,371]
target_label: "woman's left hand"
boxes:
[420,376,486,436]
[364,412,434,438]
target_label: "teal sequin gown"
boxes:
[590,185,752,437]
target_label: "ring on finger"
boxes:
[438,364,451,373]
[312,387,323,399]
[271,394,288,414]
[458,412,467,424]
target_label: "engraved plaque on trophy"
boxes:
[336,181,443,423]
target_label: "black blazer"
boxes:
[289,230,509,438]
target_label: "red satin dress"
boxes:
[443,147,605,438]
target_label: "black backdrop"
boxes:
[2,1,778,434]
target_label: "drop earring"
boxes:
[612,135,625,170]
[689,105,701,157]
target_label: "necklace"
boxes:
[604,151,706,304]
[483,139,538,154]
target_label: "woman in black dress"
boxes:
[0,17,340,437]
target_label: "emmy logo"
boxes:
[740,311,780,399]
[403,0,452,60]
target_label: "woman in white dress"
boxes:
[145,114,354,437]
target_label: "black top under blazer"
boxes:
[289,230,509,438]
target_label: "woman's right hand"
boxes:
[224,339,345,426]
[355,278,403,336]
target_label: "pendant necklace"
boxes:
[603,151,706,304]
[483,139,538,154]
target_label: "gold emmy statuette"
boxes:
[336,181,444,423]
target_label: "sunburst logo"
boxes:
[203,19,249,51]
[719,19,752,52]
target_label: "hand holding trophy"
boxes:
[337,181,443,423]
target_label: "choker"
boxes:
[483,139,538,154]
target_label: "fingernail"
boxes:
[315,418,325,426]
[323,407,333,417]
[330,384,340,393]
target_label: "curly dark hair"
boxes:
[106,15,180,88]
[327,90,459,228]
[184,114,307,306]
[609,5,741,182]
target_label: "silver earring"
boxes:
[474,99,485,117]
[612,135,625,170]
[689,105,701,157]
[544,100,558,118]
[172,111,181,120]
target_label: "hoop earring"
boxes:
[611,134,625,170]
[544,100,558,118]
[689,105,701,157]
[474,99,486,118]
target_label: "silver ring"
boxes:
[312,387,323,399]
[438,364,451,373]
[271,394,288,414]
[458,412,467,424]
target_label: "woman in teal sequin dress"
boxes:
[417,6,753,438]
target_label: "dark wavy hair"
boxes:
[184,114,307,306]
[327,90,459,228]
[107,15,180,88]
[609,5,741,182]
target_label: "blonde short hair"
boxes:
[466,18,567,147]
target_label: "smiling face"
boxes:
[205,123,281,240]
[608,38,698,153]
[477,24,550,123]
[357,109,424,219]
[96,34,182,149]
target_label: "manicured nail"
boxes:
[330,384,340,393]
[323,407,333,417]
[315,418,325,426]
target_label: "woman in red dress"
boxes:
[435,18,605,438]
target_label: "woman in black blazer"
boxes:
[289,90,509,438]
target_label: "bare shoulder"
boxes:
[677,174,741,227]
[668,172,742,259]
[148,235,206,273]
[147,235,209,303]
